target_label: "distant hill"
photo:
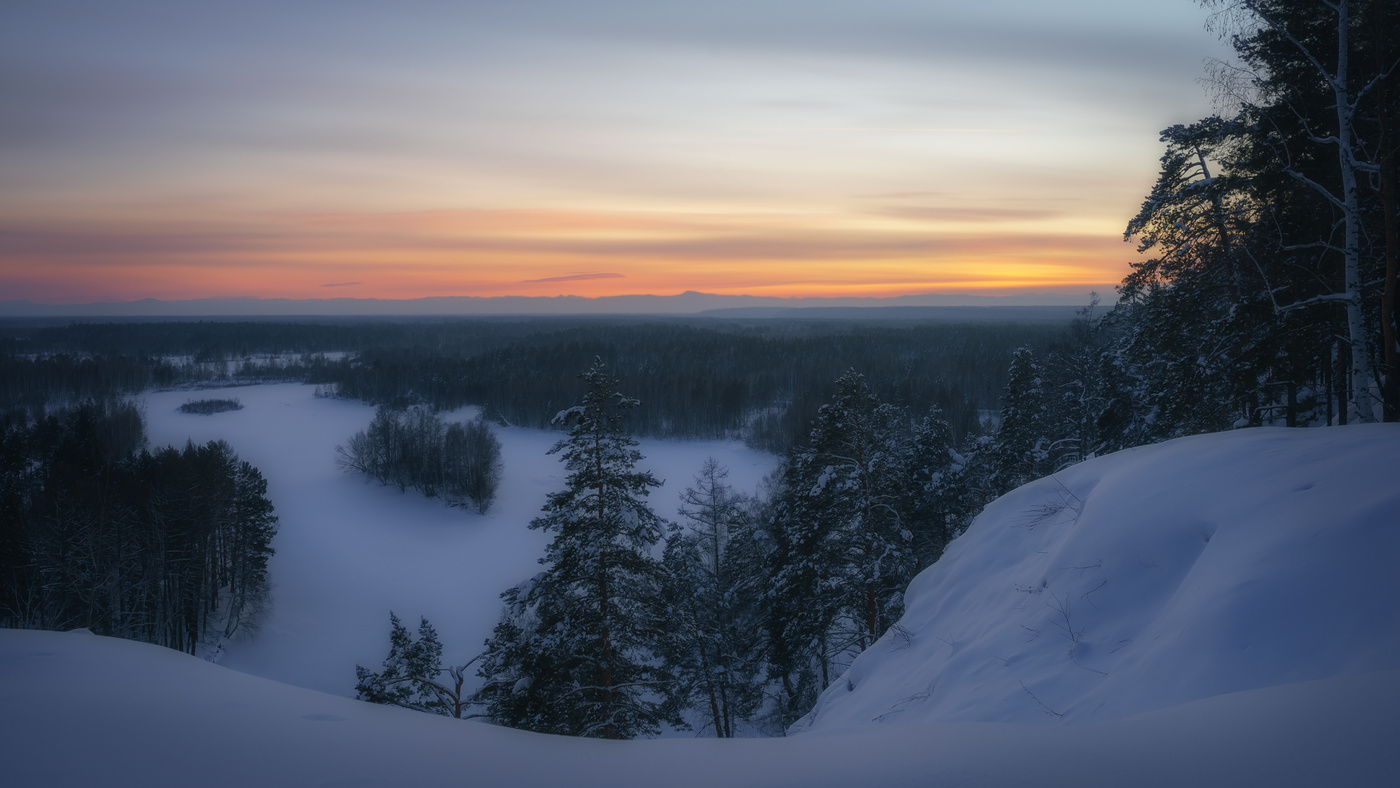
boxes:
[0,290,1098,319]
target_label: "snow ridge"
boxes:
[795,425,1400,732]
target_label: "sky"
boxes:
[0,0,1234,304]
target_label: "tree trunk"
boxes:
[1333,3,1378,422]
[1373,0,1400,420]
[697,640,724,737]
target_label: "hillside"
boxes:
[796,424,1400,731]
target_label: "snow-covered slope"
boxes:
[796,424,1400,733]
[2,628,1396,787]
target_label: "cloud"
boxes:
[521,272,625,283]
[319,281,361,287]
[874,206,1062,224]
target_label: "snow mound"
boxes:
[796,424,1400,732]
[2,628,1396,787]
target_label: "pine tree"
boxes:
[477,359,675,739]
[767,370,917,700]
[660,459,766,737]
[355,613,474,718]
[990,347,1051,495]
[904,407,964,566]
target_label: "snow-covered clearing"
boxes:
[139,383,777,696]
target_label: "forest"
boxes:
[0,401,277,656]
[1,317,1071,451]
[0,0,1395,744]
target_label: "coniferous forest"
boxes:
[1,0,1396,747]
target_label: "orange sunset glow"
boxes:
[0,1,1233,310]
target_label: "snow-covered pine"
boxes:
[989,348,1052,495]
[766,370,919,710]
[903,407,967,567]
[476,359,676,739]
[355,613,475,719]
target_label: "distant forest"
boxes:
[1,317,1074,451]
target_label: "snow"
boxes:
[795,424,1400,731]
[1,628,1395,786]
[2,390,1396,785]
[138,383,777,696]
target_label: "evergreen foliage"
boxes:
[903,407,968,567]
[989,347,1052,496]
[1109,0,1399,428]
[355,613,476,718]
[762,371,957,720]
[477,360,676,739]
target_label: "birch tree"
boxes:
[1206,0,1398,421]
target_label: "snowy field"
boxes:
[2,395,1397,786]
[138,383,778,696]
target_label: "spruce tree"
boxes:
[904,407,964,566]
[477,359,675,738]
[767,370,917,696]
[990,347,1051,495]
[356,613,446,713]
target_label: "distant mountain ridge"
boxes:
[0,290,1099,318]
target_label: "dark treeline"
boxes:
[0,401,277,656]
[0,350,344,424]
[337,407,503,514]
[5,317,598,359]
[0,353,156,423]
[329,321,1066,451]
[4,318,1068,453]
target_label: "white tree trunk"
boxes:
[1333,2,1378,421]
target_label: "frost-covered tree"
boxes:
[990,347,1052,495]
[1203,0,1392,422]
[766,370,919,709]
[476,360,675,739]
[1109,0,1399,428]
[903,407,970,566]
[355,612,475,719]
[660,459,766,737]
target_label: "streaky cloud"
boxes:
[521,272,625,283]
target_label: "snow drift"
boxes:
[795,424,1400,732]
[2,629,1395,787]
